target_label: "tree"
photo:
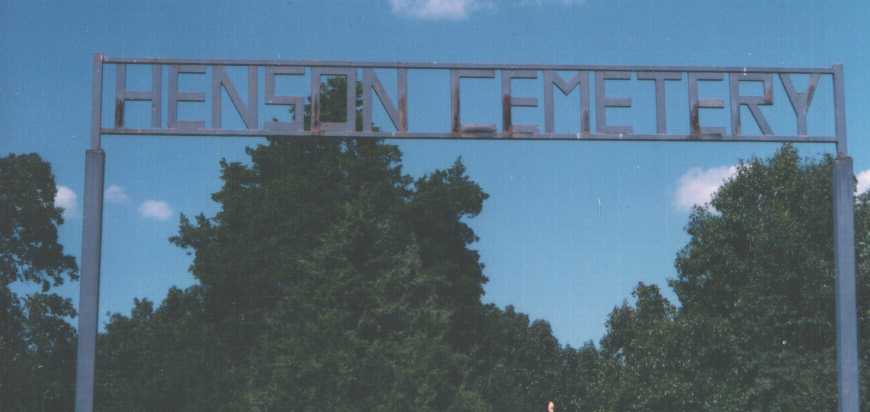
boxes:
[672,145,848,410]
[595,145,870,411]
[593,283,698,411]
[463,304,589,412]
[0,153,79,411]
[96,288,230,411]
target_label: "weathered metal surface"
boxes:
[687,72,726,137]
[501,70,538,135]
[780,73,820,137]
[833,156,859,412]
[729,73,774,136]
[264,66,305,131]
[102,57,835,74]
[310,67,356,132]
[594,71,633,135]
[362,68,407,132]
[637,71,682,134]
[75,56,107,412]
[97,127,839,143]
[90,54,104,150]
[211,65,258,129]
[167,65,206,130]
[833,65,848,156]
[95,57,844,143]
[451,69,496,134]
[543,70,590,135]
[114,64,162,128]
[74,149,105,412]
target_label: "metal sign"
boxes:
[100,57,846,150]
[75,55,859,412]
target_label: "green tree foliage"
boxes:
[594,145,870,411]
[593,283,692,411]
[671,145,844,410]
[0,153,78,411]
[96,288,229,411]
[464,304,598,411]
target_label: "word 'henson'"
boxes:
[109,61,833,141]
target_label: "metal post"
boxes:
[833,156,859,412]
[833,65,848,157]
[832,63,859,412]
[75,53,105,412]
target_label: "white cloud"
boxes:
[388,0,586,19]
[138,200,173,221]
[389,0,481,20]
[857,170,870,195]
[674,165,738,212]
[105,185,130,204]
[54,185,77,218]
[520,0,586,6]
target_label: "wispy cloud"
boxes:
[389,0,481,20]
[858,169,870,195]
[138,200,173,221]
[105,185,130,204]
[54,185,77,218]
[519,0,586,6]
[388,0,584,20]
[673,166,737,212]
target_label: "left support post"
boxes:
[75,53,105,412]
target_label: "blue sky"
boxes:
[2,0,869,347]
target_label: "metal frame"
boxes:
[75,54,860,412]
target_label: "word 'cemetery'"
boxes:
[107,59,840,142]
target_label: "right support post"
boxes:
[833,155,859,412]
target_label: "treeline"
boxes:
[2,79,870,411]
[88,142,870,412]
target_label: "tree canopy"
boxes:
[1,153,79,411]
[591,146,870,411]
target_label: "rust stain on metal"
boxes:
[690,104,700,137]
[502,94,512,135]
[581,108,590,136]
[95,58,842,144]
[114,98,124,128]
[806,79,818,100]
[398,93,408,132]
[311,98,320,132]
[451,97,461,134]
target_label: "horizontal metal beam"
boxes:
[101,57,835,74]
[101,127,837,144]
